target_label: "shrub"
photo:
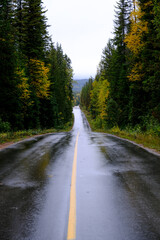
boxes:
[93,117,102,129]
[0,118,11,133]
[141,115,160,136]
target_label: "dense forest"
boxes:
[81,0,160,135]
[0,0,73,132]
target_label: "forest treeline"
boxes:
[0,0,73,132]
[81,0,160,135]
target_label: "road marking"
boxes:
[67,132,79,240]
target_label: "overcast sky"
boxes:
[45,0,117,79]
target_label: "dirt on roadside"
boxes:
[0,142,15,150]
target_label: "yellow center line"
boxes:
[67,132,79,240]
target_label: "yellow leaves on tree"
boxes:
[98,79,109,119]
[124,1,149,82]
[90,77,110,120]
[124,0,148,55]
[0,38,5,42]
[16,68,30,100]
[29,59,50,99]
[143,1,153,9]
[128,63,144,81]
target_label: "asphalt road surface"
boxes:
[0,106,160,240]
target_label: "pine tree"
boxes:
[64,54,73,121]
[44,43,73,128]
[108,0,131,127]
[0,0,23,128]
[80,78,93,111]
[22,0,49,60]
[54,44,73,124]
[125,0,160,124]
[139,0,160,122]
[124,0,148,126]
[21,0,50,128]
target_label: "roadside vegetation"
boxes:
[82,109,160,153]
[0,116,74,145]
[80,0,160,153]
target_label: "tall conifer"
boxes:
[0,0,22,128]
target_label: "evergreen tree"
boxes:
[124,0,149,125]
[22,0,49,60]
[52,44,73,124]
[139,0,160,122]
[108,0,131,127]
[80,78,93,111]
[46,44,59,127]
[125,0,160,125]
[0,0,22,128]
[43,43,73,128]
[21,0,50,128]
[15,0,24,55]
[64,54,73,121]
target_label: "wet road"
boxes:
[0,107,160,240]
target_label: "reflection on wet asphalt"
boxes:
[0,106,160,240]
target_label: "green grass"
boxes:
[82,109,160,153]
[0,116,74,145]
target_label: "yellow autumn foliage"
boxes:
[16,68,30,100]
[128,63,144,81]
[144,1,153,8]
[90,77,110,120]
[29,59,50,98]
[98,79,110,119]
[124,0,148,55]
[0,38,5,42]
[124,1,149,82]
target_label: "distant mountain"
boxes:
[73,79,88,93]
